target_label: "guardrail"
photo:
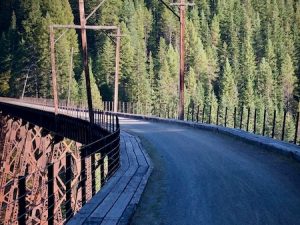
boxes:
[103,101,300,145]
[0,99,120,224]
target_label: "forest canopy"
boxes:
[0,0,300,119]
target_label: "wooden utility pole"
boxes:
[179,0,185,120]
[67,47,74,108]
[164,0,193,120]
[113,27,121,113]
[49,0,119,120]
[50,25,59,115]
[79,0,94,123]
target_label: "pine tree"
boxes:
[157,57,175,115]
[220,58,238,109]
[148,51,156,113]
[219,58,238,126]
[187,67,204,109]
[280,54,297,109]
[119,22,134,102]
[0,30,12,96]
[240,36,256,108]
[211,15,220,48]
[1,0,300,130]
[127,4,152,111]
[161,8,178,45]
[200,10,210,47]
[257,58,274,110]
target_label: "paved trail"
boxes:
[119,117,300,225]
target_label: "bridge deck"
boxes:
[119,117,300,225]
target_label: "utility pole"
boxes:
[79,0,94,123]
[49,0,119,120]
[113,27,121,113]
[164,0,194,120]
[67,47,74,108]
[50,25,59,115]
[179,0,185,120]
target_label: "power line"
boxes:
[158,0,180,20]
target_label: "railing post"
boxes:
[165,104,167,118]
[100,152,105,186]
[208,105,212,124]
[91,153,96,196]
[246,107,250,132]
[130,102,133,114]
[191,103,195,122]
[18,175,26,225]
[253,108,257,134]
[240,106,244,130]
[47,163,54,225]
[234,107,237,128]
[187,104,190,121]
[196,105,200,123]
[106,112,109,130]
[262,109,267,136]
[80,149,86,206]
[282,110,287,141]
[216,105,220,126]
[224,107,228,127]
[202,105,205,123]
[112,114,115,132]
[65,153,73,221]
[294,112,299,144]
[110,113,112,132]
[272,110,276,138]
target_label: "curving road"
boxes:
[119,117,300,225]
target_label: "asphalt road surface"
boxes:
[119,117,300,225]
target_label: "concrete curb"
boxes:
[114,112,300,163]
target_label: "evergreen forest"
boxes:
[1,0,300,139]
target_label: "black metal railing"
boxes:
[103,101,300,145]
[0,100,120,224]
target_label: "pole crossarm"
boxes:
[170,2,195,6]
[50,24,118,30]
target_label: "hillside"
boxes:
[0,0,299,126]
